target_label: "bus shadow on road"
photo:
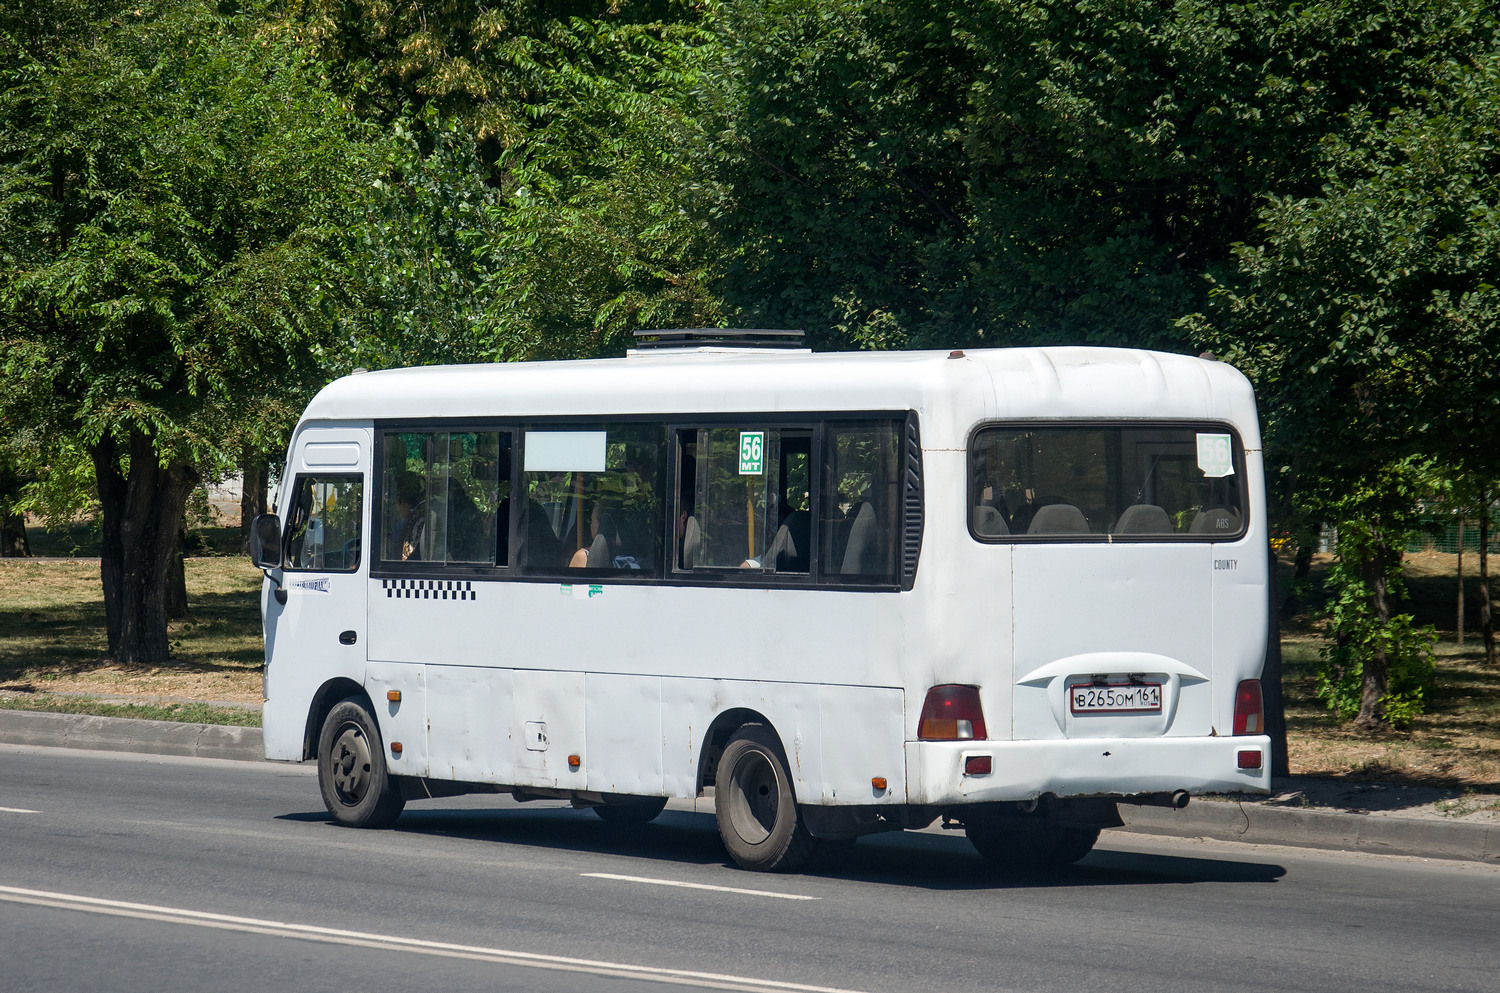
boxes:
[278,803,1287,890]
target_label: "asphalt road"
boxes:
[1,744,1496,993]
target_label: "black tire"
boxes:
[592,796,669,825]
[714,724,817,872]
[966,821,1099,870]
[317,697,405,828]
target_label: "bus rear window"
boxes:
[969,425,1245,540]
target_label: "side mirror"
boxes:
[249,514,283,570]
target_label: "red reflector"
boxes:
[1233,679,1264,736]
[964,755,992,776]
[1238,749,1262,770]
[918,685,988,740]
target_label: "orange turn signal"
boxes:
[871,777,888,791]
[568,754,581,771]
[390,742,403,755]
[387,690,401,703]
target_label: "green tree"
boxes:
[712,1,1495,351]
[294,0,727,362]
[0,0,379,662]
[1203,4,1500,719]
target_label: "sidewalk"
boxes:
[2,709,1496,865]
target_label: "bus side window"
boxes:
[516,424,665,577]
[822,421,900,582]
[381,431,510,566]
[284,475,363,572]
[676,426,812,574]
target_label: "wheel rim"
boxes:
[725,748,780,845]
[329,722,372,806]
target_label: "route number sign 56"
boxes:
[739,431,765,475]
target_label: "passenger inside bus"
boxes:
[393,472,426,561]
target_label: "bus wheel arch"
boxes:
[303,677,366,761]
[696,708,773,794]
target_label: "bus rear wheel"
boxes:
[714,724,816,872]
[317,698,405,828]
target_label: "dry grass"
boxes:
[0,556,264,708]
[1281,636,1500,787]
[1276,547,1500,789]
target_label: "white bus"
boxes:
[251,334,1271,872]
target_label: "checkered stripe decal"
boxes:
[382,579,476,600]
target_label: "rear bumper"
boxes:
[905,735,1272,806]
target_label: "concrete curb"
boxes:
[2,710,1494,865]
[1114,798,1498,865]
[0,709,264,763]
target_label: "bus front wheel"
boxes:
[714,724,816,872]
[317,698,405,828]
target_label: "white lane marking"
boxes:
[582,872,820,901]
[0,885,858,993]
[0,806,40,814]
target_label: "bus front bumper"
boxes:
[905,735,1272,806]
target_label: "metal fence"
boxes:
[1405,520,1500,555]
[1309,521,1500,555]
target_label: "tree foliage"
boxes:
[1197,2,1500,719]
[293,0,728,361]
[0,0,379,660]
[712,1,1487,351]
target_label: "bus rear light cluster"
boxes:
[918,685,988,741]
[1233,680,1264,736]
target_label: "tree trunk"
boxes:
[1279,543,1314,620]
[165,526,189,620]
[1456,516,1465,647]
[91,430,200,664]
[1293,542,1314,581]
[1264,541,1290,777]
[1354,523,1396,730]
[239,447,268,553]
[1481,493,1495,666]
[0,512,29,557]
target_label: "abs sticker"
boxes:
[1196,433,1235,478]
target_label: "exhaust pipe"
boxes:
[1125,790,1192,809]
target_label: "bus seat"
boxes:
[1113,504,1173,535]
[973,505,1009,537]
[522,500,564,568]
[840,500,885,574]
[681,514,702,568]
[764,510,810,572]
[1190,507,1242,536]
[1027,504,1089,535]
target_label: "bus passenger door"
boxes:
[261,429,372,762]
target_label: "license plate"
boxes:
[1070,682,1162,714]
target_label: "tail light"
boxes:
[1233,680,1264,735]
[918,685,987,740]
